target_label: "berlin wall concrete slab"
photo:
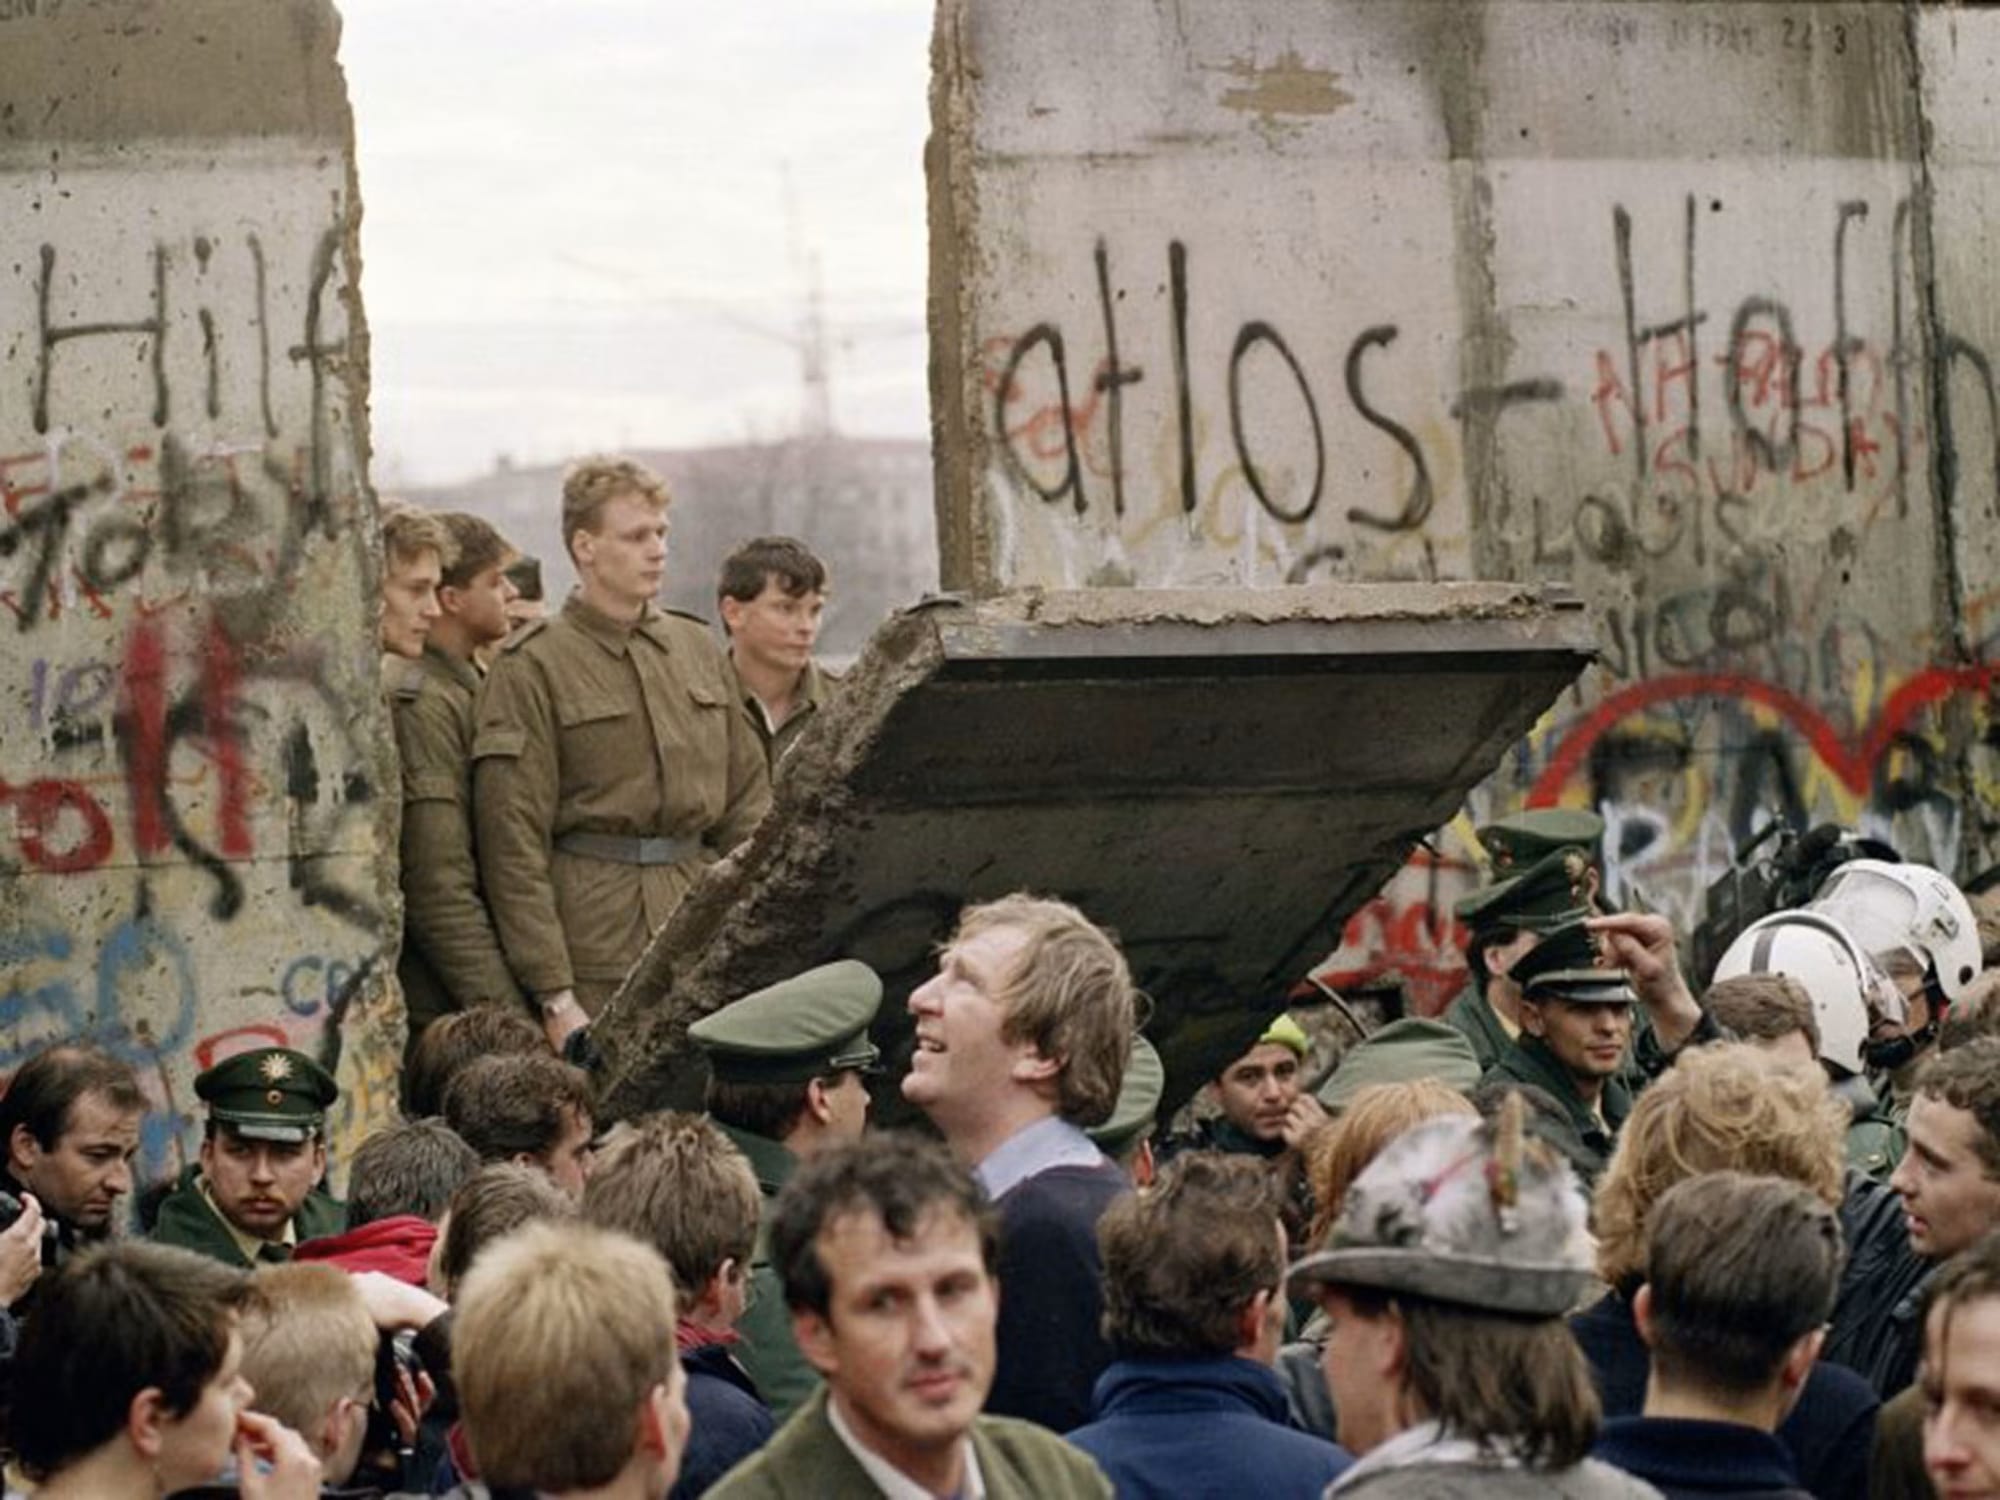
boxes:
[592,582,1593,1120]
[929,0,1999,1010]
[0,0,397,1185]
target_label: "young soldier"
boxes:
[1160,1015,1325,1245]
[474,455,769,1052]
[902,893,1136,1431]
[717,536,837,771]
[707,1133,1111,1499]
[689,960,882,1421]
[152,1049,344,1269]
[376,504,448,663]
[392,511,527,1043]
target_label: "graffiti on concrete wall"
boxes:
[973,171,1999,1008]
[0,165,394,1182]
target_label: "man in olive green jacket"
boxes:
[707,1134,1111,1500]
[392,512,529,1045]
[717,535,841,773]
[473,456,770,1051]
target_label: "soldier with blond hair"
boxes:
[473,454,769,1053]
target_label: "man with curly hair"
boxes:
[473,455,770,1052]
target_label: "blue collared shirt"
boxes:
[975,1115,1107,1201]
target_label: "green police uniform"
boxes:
[151,1047,345,1269]
[730,655,841,772]
[690,960,883,1423]
[1477,808,1605,877]
[1444,844,1597,1073]
[473,593,772,1016]
[1477,923,1638,1186]
[391,645,525,1042]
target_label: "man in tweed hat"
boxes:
[1289,1097,1655,1498]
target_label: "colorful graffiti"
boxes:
[0,138,397,1189]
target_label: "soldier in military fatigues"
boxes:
[717,536,841,773]
[473,457,771,1049]
[688,959,882,1423]
[152,1047,345,1269]
[392,512,529,1046]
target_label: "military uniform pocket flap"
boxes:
[556,693,632,728]
[472,726,527,760]
[687,683,727,710]
[403,770,462,803]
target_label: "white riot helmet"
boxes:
[1807,859,1981,1005]
[1712,910,1906,1076]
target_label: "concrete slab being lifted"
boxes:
[591,583,1594,1122]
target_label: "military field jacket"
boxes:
[392,645,524,1030]
[472,594,771,996]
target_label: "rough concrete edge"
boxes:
[1904,1,1970,666]
[992,581,1589,630]
[323,0,402,1143]
[593,603,953,1115]
[926,0,988,595]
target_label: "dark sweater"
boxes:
[1570,1290,1877,1500]
[1596,1415,1812,1499]
[988,1161,1129,1432]
[673,1339,774,1500]
[1067,1354,1351,1499]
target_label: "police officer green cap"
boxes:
[194,1047,337,1144]
[1477,809,1604,876]
[1510,921,1634,1006]
[1317,1019,1481,1113]
[689,960,884,1086]
[1453,845,1594,937]
[1088,1035,1163,1154]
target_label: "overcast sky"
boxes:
[337,1,934,486]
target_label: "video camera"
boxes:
[1689,821,1901,988]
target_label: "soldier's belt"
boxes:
[553,831,704,866]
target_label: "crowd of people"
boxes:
[4,454,2000,1499]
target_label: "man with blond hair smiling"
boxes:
[443,1220,690,1500]
[902,893,1137,1431]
